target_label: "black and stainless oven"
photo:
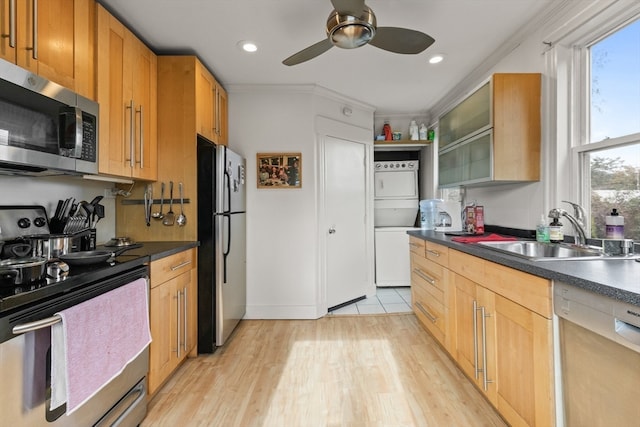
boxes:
[0,206,151,427]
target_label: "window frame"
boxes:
[563,9,640,238]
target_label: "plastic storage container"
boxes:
[419,199,441,230]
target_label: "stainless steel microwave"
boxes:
[0,59,98,176]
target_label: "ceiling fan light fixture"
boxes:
[326,6,376,49]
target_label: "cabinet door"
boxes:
[453,273,481,383]
[0,0,16,63]
[97,4,157,179]
[185,268,198,356]
[214,83,228,146]
[196,65,215,141]
[439,130,492,187]
[3,0,93,96]
[130,37,157,180]
[148,279,179,395]
[453,273,497,403]
[493,294,553,427]
[439,81,491,149]
[97,5,130,177]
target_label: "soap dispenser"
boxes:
[536,214,550,243]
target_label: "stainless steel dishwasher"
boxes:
[554,282,640,426]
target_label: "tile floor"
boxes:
[328,287,412,315]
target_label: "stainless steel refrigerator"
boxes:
[197,138,247,352]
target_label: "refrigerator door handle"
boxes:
[222,169,233,283]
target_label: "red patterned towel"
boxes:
[451,233,518,243]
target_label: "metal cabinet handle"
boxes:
[136,105,144,168]
[328,227,336,234]
[215,86,220,135]
[126,100,135,167]
[183,286,188,352]
[413,268,435,285]
[211,84,218,135]
[416,301,437,323]
[426,249,441,257]
[175,290,181,358]
[1,0,16,48]
[25,0,38,59]
[170,260,192,271]
[480,306,493,391]
[473,300,479,380]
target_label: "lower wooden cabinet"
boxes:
[148,248,197,395]
[411,253,449,348]
[410,239,555,427]
[453,271,554,426]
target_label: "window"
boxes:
[580,17,640,241]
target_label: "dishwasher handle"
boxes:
[615,319,640,347]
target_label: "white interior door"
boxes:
[324,136,368,309]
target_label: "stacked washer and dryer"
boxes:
[373,159,421,287]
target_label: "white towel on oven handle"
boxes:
[50,277,152,414]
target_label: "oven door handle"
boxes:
[12,314,62,335]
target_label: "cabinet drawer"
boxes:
[409,236,426,257]
[411,254,446,300]
[425,241,449,267]
[150,248,196,288]
[413,285,446,343]
[448,249,484,282]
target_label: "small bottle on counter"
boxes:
[536,214,550,243]
[605,208,624,238]
[549,217,564,243]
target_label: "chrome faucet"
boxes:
[548,201,588,246]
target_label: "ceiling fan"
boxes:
[282,0,435,66]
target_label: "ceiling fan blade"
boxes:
[282,38,334,66]
[330,0,365,16]
[369,27,435,54]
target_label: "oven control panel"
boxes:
[374,161,419,171]
[0,206,49,240]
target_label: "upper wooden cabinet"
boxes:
[96,4,157,180]
[195,60,228,146]
[438,73,541,187]
[0,0,95,99]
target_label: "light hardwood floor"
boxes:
[142,314,508,427]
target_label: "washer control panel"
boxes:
[374,160,419,171]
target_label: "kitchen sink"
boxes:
[476,240,640,261]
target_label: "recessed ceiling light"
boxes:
[237,40,258,53]
[428,54,445,64]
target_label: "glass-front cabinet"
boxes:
[439,130,492,187]
[439,82,491,150]
[437,73,541,188]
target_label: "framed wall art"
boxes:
[256,152,302,188]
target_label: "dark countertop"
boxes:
[407,230,640,306]
[107,241,199,263]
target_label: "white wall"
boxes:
[227,84,373,319]
[0,175,117,244]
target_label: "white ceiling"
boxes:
[98,0,555,114]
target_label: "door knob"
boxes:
[328,227,336,234]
